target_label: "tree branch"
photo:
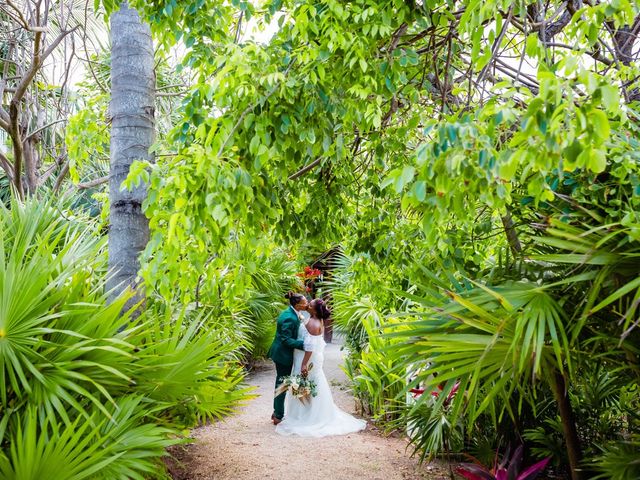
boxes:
[9,101,24,197]
[53,160,70,193]
[477,6,513,88]
[12,26,79,105]
[0,111,9,132]
[4,1,31,30]
[24,118,67,141]
[388,23,408,51]
[501,210,522,256]
[0,152,14,181]
[157,90,189,97]
[612,13,640,65]
[234,10,244,44]
[522,1,581,42]
[288,158,322,180]
[77,176,109,189]
[39,157,63,185]
[544,42,613,66]
[441,33,454,115]
[0,39,15,102]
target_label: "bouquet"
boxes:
[275,364,318,405]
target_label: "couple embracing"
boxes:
[268,292,366,437]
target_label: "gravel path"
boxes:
[167,340,449,480]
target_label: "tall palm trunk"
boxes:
[550,370,585,480]
[107,2,155,309]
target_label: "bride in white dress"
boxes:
[275,299,367,437]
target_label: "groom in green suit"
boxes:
[269,292,308,424]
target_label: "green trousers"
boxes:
[273,361,293,420]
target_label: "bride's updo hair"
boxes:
[285,291,306,307]
[311,298,331,320]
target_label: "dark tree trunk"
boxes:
[550,371,584,480]
[501,210,522,256]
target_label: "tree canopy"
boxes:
[110,0,640,305]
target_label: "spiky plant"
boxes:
[384,206,640,477]
[0,197,249,478]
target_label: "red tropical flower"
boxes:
[297,266,322,281]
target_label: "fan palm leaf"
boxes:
[0,397,178,480]
[1,196,251,476]
[388,281,575,430]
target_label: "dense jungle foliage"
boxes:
[1,0,639,478]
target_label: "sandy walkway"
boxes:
[167,340,449,480]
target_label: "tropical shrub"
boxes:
[0,197,248,478]
[593,436,640,480]
[384,197,640,477]
[176,242,299,367]
[321,252,408,420]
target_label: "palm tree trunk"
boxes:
[550,371,584,480]
[107,2,155,310]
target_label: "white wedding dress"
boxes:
[275,323,367,437]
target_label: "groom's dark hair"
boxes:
[285,291,306,307]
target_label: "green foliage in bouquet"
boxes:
[275,363,318,405]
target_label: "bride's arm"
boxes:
[301,350,313,376]
[301,322,318,375]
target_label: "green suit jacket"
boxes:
[269,306,305,366]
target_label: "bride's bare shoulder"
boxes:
[305,318,322,336]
